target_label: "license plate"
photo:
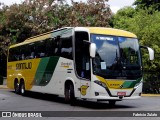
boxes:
[117,92,126,96]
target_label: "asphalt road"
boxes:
[0,89,160,120]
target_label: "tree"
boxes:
[110,7,136,29]
[134,0,160,10]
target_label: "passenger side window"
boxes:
[19,45,28,60]
[8,48,20,61]
[8,29,73,62]
[45,38,56,57]
[60,29,73,59]
[36,40,46,58]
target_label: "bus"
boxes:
[7,27,154,105]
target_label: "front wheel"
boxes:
[65,83,76,105]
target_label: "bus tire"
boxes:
[65,84,70,103]
[20,81,25,96]
[14,80,20,94]
[65,83,76,106]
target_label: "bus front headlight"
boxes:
[94,80,107,89]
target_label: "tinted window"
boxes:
[8,29,73,62]
[8,47,20,61]
[60,29,73,59]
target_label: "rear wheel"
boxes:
[65,83,76,105]
[14,81,20,94]
[20,81,25,96]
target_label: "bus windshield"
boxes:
[91,34,142,80]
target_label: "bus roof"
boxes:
[82,27,137,38]
[9,33,52,48]
[9,27,71,48]
[9,27,137,48]
[89,27,137,38]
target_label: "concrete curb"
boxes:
[141,94,160,97]
[0,85,8,89]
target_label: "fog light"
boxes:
[95,92,99,96]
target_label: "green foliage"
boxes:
[134,0,160,10]
[110,7,135,30]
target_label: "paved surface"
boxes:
[0,88,160,120]
[0,89,159,111]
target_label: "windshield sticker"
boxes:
[86,62,90,71]
[101,62,106,70]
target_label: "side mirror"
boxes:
[90,43,96,58]
[140,46,154,60]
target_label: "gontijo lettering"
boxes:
[16,62,32,70]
